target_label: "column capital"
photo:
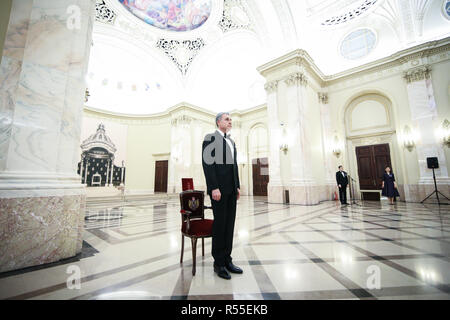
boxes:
[403,65,431,83]
[318,92,329,104]
[284,72,308,87]
[264,80,279,93]
[171,115,193,126]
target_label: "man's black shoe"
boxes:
[225,262,243,274]
[214,265,231,280]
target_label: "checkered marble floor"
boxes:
[0,197,449,300]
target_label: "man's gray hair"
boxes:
[215,112,230,127]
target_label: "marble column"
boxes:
[318,93,337,200]
[84,157,89,186]
[283,72,318,205]
[0,0,95,273]
[264,80,284,203]
[110,158,114,186]
[106,159,110,186]
[403,65,450,201]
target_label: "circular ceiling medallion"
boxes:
[444,0,450,20]
[118,0,212,32]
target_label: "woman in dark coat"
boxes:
[382,166,400,205]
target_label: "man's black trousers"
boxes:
[339,185,348,204]
[210,192,237,267]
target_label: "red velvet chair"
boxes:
[179,190,213,275]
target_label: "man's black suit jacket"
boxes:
[202,131,240,195]
[336,171,349,186]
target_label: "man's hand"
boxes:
[237,188,240,200]
[338,184,342,188]
[212,189,221,202]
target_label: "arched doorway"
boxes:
[247,123,269,196]
[344,92,401,201]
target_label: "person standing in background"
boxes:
[382,166,400,205]
[336,165,349,205]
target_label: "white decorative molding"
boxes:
[156,38,205,75]
[264,80,279,93]
[284,72,308,87]
[403,65,432,83]
[95,0,117,25]
[410,0,432,36]
[321,0,380,26]
[219,0,253,33]
[373,0,403,41]
[171,115,193,126]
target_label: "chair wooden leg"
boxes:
[180,235,184,264]
[191,238,197,276]
[202,238,205,257]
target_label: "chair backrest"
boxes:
[180,190,205,220]
[182,178,194,191]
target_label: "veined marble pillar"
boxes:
[0,0,95,273]
[283,72,318,205]
[168,115,192,193]
[265,81,284,203]
[403,65,450,201]
[318,93,337,199]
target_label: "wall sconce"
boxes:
[442,119,450,147]
[279,122,289,154]
[85,88,90,103]
[403,125,416,151]
[279,144,289,154]
[332,135,341,158]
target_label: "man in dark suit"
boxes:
[336,165,349,205]
[202,112,242,280]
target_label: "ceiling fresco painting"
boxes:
[118,0,212,31]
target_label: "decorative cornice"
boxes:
[258,37,450,87]
[403,65,432,83]
[83,103,267,125]
[284,73,308,87]
[171,115,193,126]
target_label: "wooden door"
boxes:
[154,160,168,193]
[252,158,269,196]
[356,144,392,190]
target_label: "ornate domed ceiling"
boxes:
[118,0,212,31]
[88,0,450,115]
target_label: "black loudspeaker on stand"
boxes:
[421,157,449,205]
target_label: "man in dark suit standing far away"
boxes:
[336,165,350,205]
[202,112,243,280]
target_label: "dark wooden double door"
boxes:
[252,158,269,196]
[154,160,168,193]
[356,144,392,190]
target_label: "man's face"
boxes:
[218,114,232,132]
[339,167,344,172]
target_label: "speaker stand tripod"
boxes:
[420,168,449,205]
[348,175,362,207]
